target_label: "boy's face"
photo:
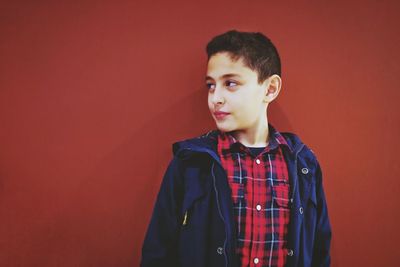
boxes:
[205,52,274,133]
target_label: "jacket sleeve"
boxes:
[140,157,184,267]
[312,161,332,267]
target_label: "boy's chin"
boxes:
[215,123,237,133]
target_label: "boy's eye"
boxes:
[206,83,215,90]
[225,80,238,87]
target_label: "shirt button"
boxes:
[299,207,304,214]
[216,247,223,255]
[288,249,294,256]
[301,167,309,174]
[255,159,261,164]
[256,204,262,211]
[253,257,259,264]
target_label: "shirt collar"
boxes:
[218,123,292,155]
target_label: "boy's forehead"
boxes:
[206,52,252,80]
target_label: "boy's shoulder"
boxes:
[279,131,321,170]
[172,130,219,158]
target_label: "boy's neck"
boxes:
[231,118,270,147]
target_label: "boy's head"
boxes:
[206,30,281,84]
[205,30,282,133]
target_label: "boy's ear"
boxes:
[263,74,282,103]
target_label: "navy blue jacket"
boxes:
[141,130,331,267]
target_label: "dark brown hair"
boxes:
[206,30,281,83]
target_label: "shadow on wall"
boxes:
[65,88,292,266]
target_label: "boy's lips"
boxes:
[213,111,230,119]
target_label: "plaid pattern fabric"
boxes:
[217,125,292,267]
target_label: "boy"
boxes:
[141,30,331,267]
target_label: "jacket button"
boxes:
[301,167,309,174]
[299,207,304,214]
[287,249,294,256]
[217,247,223,255]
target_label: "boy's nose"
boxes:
[211,88,225,105]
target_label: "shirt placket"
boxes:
[250,152,264,266]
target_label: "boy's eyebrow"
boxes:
[205,73,241,81]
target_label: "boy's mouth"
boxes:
[213,111,230,120]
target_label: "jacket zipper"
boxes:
[290,144,305,203]
[182,211,188,226]
[211,162,228,267]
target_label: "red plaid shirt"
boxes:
[217,125,292,267]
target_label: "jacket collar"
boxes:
[173,125,306,161]
[218,124,292,155]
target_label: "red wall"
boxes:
[1,1,399,266]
